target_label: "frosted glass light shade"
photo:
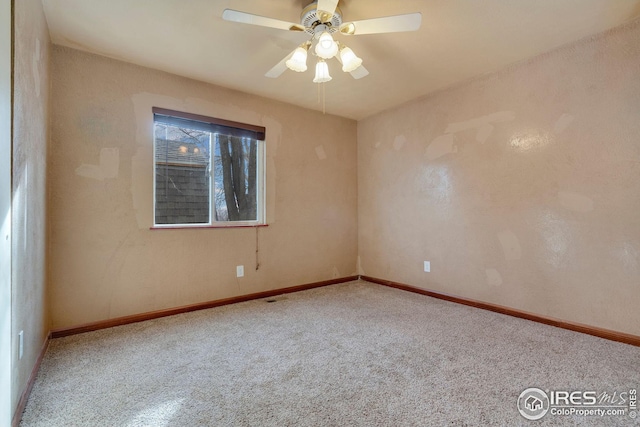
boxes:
[313,60,332,83]
[286,47,308,72]
[314,31,339,59]
[339,46,363,73]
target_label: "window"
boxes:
[153,108,266,227]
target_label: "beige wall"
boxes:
[0,0,11,423]
[12,0,50,415]
[49,47,358,329]
[358,19,640,336]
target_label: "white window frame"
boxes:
[152,108,266,228]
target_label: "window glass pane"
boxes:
[153,108,264,227]
[213,134,258,222]
[154,123,211,224]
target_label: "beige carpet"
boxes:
[20,280,640,426]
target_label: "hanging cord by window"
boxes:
[255,226,260,271]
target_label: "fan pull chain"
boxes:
[316,82,326,114]
[323,82,326,115]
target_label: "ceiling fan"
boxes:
[222,0,422,83]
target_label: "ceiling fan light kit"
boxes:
[314,30,339,59]
[313,59,332,83]
[285,45,310,72]
[223,0,421,88]
[338,45,362,73]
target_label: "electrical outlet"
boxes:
[236,265,244,277]
[423,261,431,273]
[18,330,24,359]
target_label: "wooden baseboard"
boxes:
[361,275,640,347]
[12,334,50,427]
[51,276,359,338]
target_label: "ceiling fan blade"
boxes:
[265,50,296,78]
[339,12,422,35]
[316,0,339,22]
[349,65,369,80]
[222,9,305,32]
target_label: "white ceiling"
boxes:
[41,0,640,120]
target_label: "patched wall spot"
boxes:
[485,268,503,287]
[476,124,494,143]
[393,135,406,151]
[315,145,327,160]
[75,148,120,181]
[497,230,522,260]
[554,113,575,134]
[426,134,456,161]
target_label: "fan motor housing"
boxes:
[301,1,343,34]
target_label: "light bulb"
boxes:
[285,46,308,72]
[313,60,332,83]
[339,46,363,73]
[314,31,338,59]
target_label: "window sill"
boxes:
[150,224,268,231]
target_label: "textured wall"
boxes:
[49,47,357,329]
[12,0,50,414]
[358,19,640,335]
[0,1,11,423]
